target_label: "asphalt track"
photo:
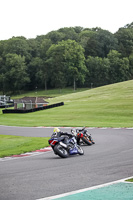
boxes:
[0,126,133,200]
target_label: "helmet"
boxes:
[53,127,60,133]
[71,129,76,136]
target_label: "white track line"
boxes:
[36,176,133,200]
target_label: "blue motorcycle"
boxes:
[48,133,84,158]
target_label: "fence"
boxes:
[2,102,64,114]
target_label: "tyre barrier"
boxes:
[2,102,64,114]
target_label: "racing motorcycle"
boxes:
[71,127,95,146]
[48,132,84,158]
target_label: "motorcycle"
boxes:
[48,132,84,158]
[71,127,95,146]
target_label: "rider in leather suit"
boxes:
[52,127,73,145]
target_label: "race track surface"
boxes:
[0,127,133,200]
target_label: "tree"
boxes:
[58,27,79,42]
[0,56,5,93]
[73,26,84,34]
[4,53,30,93]
[115,28,133,57]
[128,53,133,78]
[46,42,68,89]
[85,56,110,87]
[124,22,133,29]
[27,38,39,58]
[63,40,87,90]
[27,57,43,90]
[40,39,52,58]
[85,29,118,58]
[45,31,65,44]
[46,40,87,89]
[79,29,94,49]
[107,50,130,83]
[35,60,50,91]
[3,37,31,62]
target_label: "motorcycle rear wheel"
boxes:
[54,144,69,158]
[82,136,92,145]
[77,145,84,155]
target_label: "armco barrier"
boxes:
[2,102,64,114]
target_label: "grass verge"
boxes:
[126,178,133,182]
[0,135,50,158]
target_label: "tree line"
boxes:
[0,22,133,94]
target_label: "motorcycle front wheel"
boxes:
[77,145,84,155]
[82,136,92,145]
[54,144,69,158]
[91,140,95,144]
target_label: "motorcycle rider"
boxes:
[71,128,80,144]
[52,127,74,146]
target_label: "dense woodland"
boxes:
[0,22,133,94]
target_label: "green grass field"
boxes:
[126,178,133,182]
[0,80,133,127]
[0,135,49,158]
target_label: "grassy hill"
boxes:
[0,80,133,127]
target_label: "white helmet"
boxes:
[71,129,76,136]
